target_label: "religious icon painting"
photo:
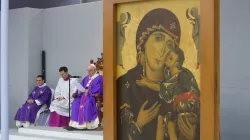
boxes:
[116,1,201,139]
[116,1,201,140]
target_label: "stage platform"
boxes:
[0,126,103,140]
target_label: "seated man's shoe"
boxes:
[16,125,23,129]
[65,126,80,131]
[80,128,88,131]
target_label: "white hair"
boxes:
[89,64,96,70]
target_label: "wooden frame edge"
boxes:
[200,0,220,139]
[103,1,117,140]
[215,0,220,139]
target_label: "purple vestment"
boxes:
[14,86,52,124]
[71,74,103,125]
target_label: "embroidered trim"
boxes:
[137,24,179,52]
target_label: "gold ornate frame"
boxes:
[103,0,220,140]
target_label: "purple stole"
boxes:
[78,77,95,125]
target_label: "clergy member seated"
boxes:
[49,66,78,127]
[14,75,52,128]
[66,64,103,131]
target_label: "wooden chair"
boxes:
[95,93,103,130]
[90,53,104,130]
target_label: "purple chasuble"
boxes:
[14,86,52,123]
[71,74,103,124]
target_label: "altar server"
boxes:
[49,66,78,127]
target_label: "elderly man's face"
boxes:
[88,66,96,77]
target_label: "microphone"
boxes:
[70,76,81,78]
